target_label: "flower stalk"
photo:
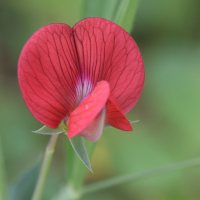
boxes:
[31,134,59,200]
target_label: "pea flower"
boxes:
[18,18,145,142]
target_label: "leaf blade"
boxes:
[81,0,120,20]
[113,0,140,33]
[7,157,41,200]
[69,135,93,173]
[83,157,200,194]
[32,126,63,135]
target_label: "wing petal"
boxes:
[106,93,132,131]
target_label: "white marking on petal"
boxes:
[75,77,94,106]
[75,77,83,106]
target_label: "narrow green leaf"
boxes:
[113,0,140,33]
[53,157,200,199]
[32,126,63,135]
[81,0,140,33]
[7,157,41,200]
[104,120,139,129]
[64,137,96,196]
[81,0,120,20]
[68,134,93,173]
[82,157,200,194]
[0,138,7,200]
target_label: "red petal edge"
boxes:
[68,80,110,139]
[18,24,80,128]
[106,93,132,131]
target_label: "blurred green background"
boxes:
[1,0,200,199]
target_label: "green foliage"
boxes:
[81,0,120,20]
[7,158,41,200]
[113,0,139,33]
[0,139,7,200]
[81,0,139,33]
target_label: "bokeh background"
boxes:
[1,0,200,199]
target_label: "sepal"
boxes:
[33,121,67,135]
[66,133,93,173]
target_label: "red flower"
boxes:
[18,18,145,142]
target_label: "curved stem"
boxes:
[31,134,59,200]
[82,157,200,194]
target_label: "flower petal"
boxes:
[68,80,110,139]
[79,105,106,142]
[73,17,145,114]
[18,24,80,128]
[106,93,132,131]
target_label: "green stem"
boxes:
[31,135,59,200]
[82,157,200,194]
[0,138,7,200]
[52,139,97,200]
[65,137,74,181]
[66,140,96,199]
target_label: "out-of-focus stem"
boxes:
[31,135,59,200]
[0,138,7,200]
[82,156,200,194]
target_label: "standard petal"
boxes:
[106,93,132,131]
[68,81,110,139]
[73,17,145,114]
[18,24,81,128]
